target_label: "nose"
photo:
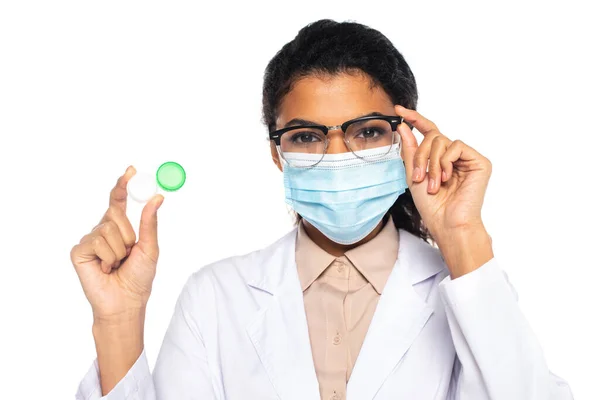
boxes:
[325,129,349,154]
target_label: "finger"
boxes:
[398,122,417,183]
[395,105,440,137]
[440,144,454,184]
[95,221,128,267]
[442,140,492,178]
[428,136,450,194]
[440,139,479,165]
[395,106,443,183]
[101,206,137,250]
[412,132,442,183]
[137,194,164,262]
[76,236,117,274]
[109,166,137,213]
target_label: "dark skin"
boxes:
[72,70,494,395]
[270,72,494,275]
[270,73,395,256]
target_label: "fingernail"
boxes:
[442,170,448,181]
[412,167,421,181]
[428,178,436,192]
[101,261,110,273]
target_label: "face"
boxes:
[270,72,397,170]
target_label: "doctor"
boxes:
[72,19,572,399]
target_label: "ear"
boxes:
[270,141,283,171]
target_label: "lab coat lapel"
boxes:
[246,229,321,400]
[347,230,443,400]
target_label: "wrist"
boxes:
[436,224,494,279]
[93,311,145,395]
[434,221,486,246]
[92,312,145,338]
[92,308,145,365]
[92,313,145,357]
[93,305,146,328]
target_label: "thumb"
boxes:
[137,194,164,260]
[398,123,418,183]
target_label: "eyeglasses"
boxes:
[269,115,405,168]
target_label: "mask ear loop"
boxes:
[392,130,405,163]
[275,145,287,167]
[393,130,401,147]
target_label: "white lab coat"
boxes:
[76,228,573,399]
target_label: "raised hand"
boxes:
[395,105,494,278]
[70,166,164,394]
[71,166,164,321]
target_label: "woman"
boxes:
[73,20,572,399]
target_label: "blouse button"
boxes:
[333,333,342,345]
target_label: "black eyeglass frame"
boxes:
[268,115,411,146]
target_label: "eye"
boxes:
[290,131,323,144]
[355,128,384,139]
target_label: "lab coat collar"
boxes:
[246,227,444,294]
[245,227,298,296]
[400,229,446,285]
[246,227,321,399]
[347,229,445,399]
[245,227,447,400]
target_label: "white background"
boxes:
[1,0,598,398]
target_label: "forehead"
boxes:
[276,72,394,127]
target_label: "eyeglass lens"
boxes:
[279,118,397,166]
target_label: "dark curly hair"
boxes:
[262,19,432,243]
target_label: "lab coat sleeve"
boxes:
[438,258,573,400]
[75,274,217,400]
[76,350,155,400]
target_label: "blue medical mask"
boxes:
[283,143,408,245]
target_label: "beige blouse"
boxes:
[295,217,399,400]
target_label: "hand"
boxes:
[395,105,493,277]
[70,166,164,324]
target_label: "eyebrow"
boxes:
[283,111,385,128]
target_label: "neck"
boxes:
[301,216,388,257]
